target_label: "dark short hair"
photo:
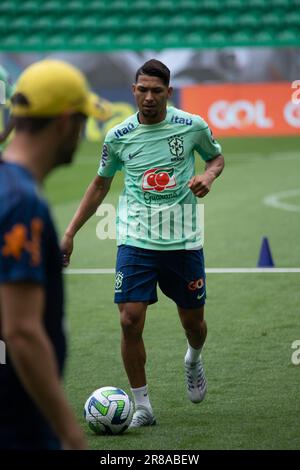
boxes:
[11,93,86,134]
[11,93,55,134]
[135,59,170,87]
[13,117,56,134]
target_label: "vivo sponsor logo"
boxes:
[114,122,135,139]
[171,115,193,126]
[100,144,109,167]
[0,340,6,365]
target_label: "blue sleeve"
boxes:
[0,194,48,285]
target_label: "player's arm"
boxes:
[62,137,121,266]
[189,154,224,198]
[0,282,87,450]
[189,123,225,198]
[62,175,113,266]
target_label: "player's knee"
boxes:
[183,317,205,334]
[119,308,143,333]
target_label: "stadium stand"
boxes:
[0,0,299,50]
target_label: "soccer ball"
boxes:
[84,386,134,435]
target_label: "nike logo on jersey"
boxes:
[128,150,141,160]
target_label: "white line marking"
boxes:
[77,152,300,166]
[263,189,300,213]
[65,269,115,274]
[206,268,300,273]
[64,268,300,275]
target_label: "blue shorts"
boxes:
[114,245,206,309]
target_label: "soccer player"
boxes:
[61,59,225,427]
[0,59,101,449]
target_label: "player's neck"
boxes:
[3,135,53,183]
[138,109,167,125]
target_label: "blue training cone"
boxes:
[257,237,274,267]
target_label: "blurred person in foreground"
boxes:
[0,65,112,149]
[62,59,224,427]
[0,59,100,449]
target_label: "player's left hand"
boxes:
[61,233,74,267]
[188,174,214,198]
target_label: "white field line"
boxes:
[75,152,300,166]
[64,268,300,275]
[263,188,300,213]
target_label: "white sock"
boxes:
[131,385,152,412]
[185,342,202,364]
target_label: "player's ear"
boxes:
[132,83,136,94]
[168,86,173,98]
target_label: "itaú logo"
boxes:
[208,100,273,129]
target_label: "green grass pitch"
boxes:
[45,135,300,450]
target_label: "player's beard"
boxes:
[141,107,158,118]
[55,119,82,167]
[53,135,76,167]
[56,141,77,165]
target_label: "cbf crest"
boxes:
[115,271,124,292]
[168,136,184,158]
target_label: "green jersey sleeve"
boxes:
[97,140,123,178]
[193,121,222,162]
[0,65,14,102]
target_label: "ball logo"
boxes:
[142,168,176,192]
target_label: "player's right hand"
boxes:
[61,233,74,267]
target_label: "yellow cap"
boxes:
[89,92,113,122]
[11,59,102,118]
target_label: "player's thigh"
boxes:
[114,245,159,305]
[158,249,206,309]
